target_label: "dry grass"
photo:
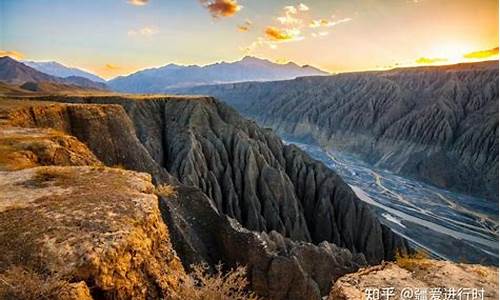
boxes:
[471,266,490,278]
[0,127,101,171]
[0,263,260,300]
[0,267,68,300]
[0,144,36,171]
[395,249,433,271]
[156,184,177,198]
[177,263,260,300]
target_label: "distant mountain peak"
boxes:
[159,63,184,70]
[0,56,107,90]
[240,55,268,62]
[22,60,105,83]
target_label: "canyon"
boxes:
[0,93,406,299]
[174,61,499,201]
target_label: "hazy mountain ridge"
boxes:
[108,56,328,93]
[173,60,499,200]
[0,56,107,90]
[22,60,106,83]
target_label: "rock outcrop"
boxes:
[160,184,367,299]
[0,126,102,171]
[2,99,175,184]
[329,259,499,300]
[0,100,186,299]
[0,164,186,299]
[176,61,499,200]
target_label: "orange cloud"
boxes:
[128,0,148,6]
[244,5,350,54]
[415,57,448,64]
[0,50,24,60]
[200,0,241,18]
[463,47,499,59]
[264,26,302,42]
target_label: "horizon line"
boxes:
[1,54,498,82]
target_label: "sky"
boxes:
[0,0,498,79]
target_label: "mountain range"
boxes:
[108,56,328,93]
[1,55,329,94]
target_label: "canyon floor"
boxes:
[286,140,499,266]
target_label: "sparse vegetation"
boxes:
[0,267,68,300]
[177,263,260,300]
[0,263,261,300]
[156,183,177,198]
[112,163,127,170]
[395,249,432,271]
[471,266,490,278]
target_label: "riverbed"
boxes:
[285,140,499,265]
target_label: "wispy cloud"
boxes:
[128,26,159,37]
[128,0,148,6]
[200,0,241,18]
[463,47,499,59]
[297,3,309,11]
[277,3,309,26]
[0,50,24,60]
[277,14,301,26]
[311,31,329,38]
[237,20,252,32]
[415,57,448,64]
[309,17,352,28]
[268,3,312,41]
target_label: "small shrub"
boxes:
[112,164,127,170]
[156,184,177,198]
[177,263,260,300]
[0,266,68,300]
[395,249,432,271]
[471,266,489,278]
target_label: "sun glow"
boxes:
[412,42,498,67]
[428,43,475,63]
